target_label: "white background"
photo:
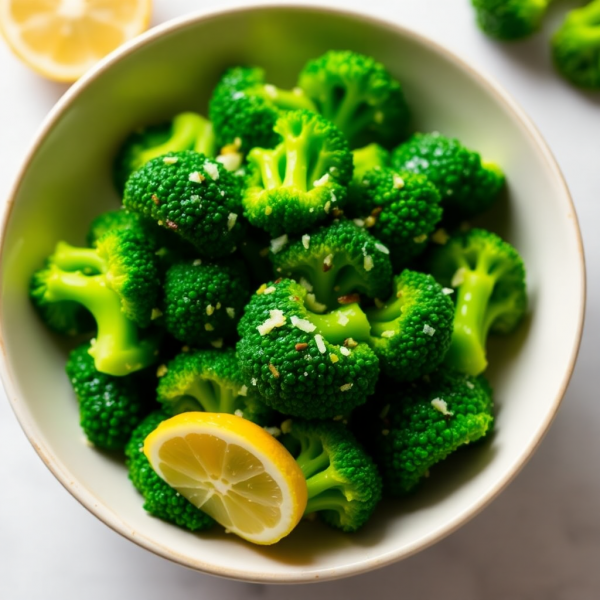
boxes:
[1,0,599,598]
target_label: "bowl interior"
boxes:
[0,4,584,583]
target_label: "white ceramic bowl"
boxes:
[0,1,585,584]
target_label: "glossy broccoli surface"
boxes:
[351,143,390,181]
[209,66,316,152]
[471,0,549,40]
[244,110,353,236]
[428,228,527,376]
[552,0,600,89]
[270,220,393,310]
[30,229,160,376]
[66,343,151,450]
[162,259,250,346]
[369,369,494,496]
[391,132,505,220]
[156,348,274,425]
[237,278,379,419]
[123,150,244,258]
[298,50,410,149]
[125,411,215,531]
[348,169,442,269]
[366,270,455,382]
[114,112,216,191]
[282,419,382,532]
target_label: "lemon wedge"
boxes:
[143,412,308,545]
[0,0,152,82]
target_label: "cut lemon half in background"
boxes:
[144,412,308,545]
[0,0,152,82]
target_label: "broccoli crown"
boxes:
[351,143,390,180]
[298,50,410,149]
[391,132,505,219]
[369,369,494,496]
[282,419,382,532]
[123,150,244,258]
[125,411,215,531]
[156,348,274,425]
[244,110,353,236]
[66,343,151,450]
[236,278,380,419]
[162,259,250,346]
[270,220,393,310]
[209,66,317,152]
[87,209,150,248]
[428,228,527,376]
[366,270,455,382]
[114,112,216,191]
[471,0,549,40]
[348,169,443,268]
[552,0,600,89]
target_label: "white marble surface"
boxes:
[1,0,599,597]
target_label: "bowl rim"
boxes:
[0,0,586,584]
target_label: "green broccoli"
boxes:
[125,411,215,531]
[348,169,443,268]
[162,259,250,346]
[209,66,317,152]
[298,50,410,149]
[471,0,550,40]
[367,369,494,496]
[66,343,152,450]
[391,132,505,220]
[552,0,600,89]
[87,209,151,247]
[236,278,379,420]
[156,348,274,425]
[30,229,160,376]
[243,110,353,236]
[351,143,390,180]
[366,270,455,382]
[428,228,527,376]
[281,419,382,532]
[123,150,244,258]
[114,112,216,191]
[270,220,393,310]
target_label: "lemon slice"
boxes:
[0,0,152,82]
[143,412,308,545]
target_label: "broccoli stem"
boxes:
[367,293,404,337]
[193,120,216,156]
[51,242,106,274]
[329,84,376,142]
[295,440,330,479]
[308,304,371,345]
[282,128,311,191]
[176,377,240,414]
[260,85,317,112]
[44,269,156,376]
[305,488,348,514]
[251,147,284,190]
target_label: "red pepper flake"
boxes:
[151,194,160,205]
[338,293,360,305]
[371,206,383,217]
[295,343,308,351]
[268,363,280,378]
[165,220,178,230]
[291,296,300,302]
[274,277,282,284]
[332,208,344,218]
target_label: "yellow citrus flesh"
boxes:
[0,0,152,82]
[143,412,308,545]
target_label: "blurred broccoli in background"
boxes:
[471,0,550,40]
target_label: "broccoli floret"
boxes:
[87,209,151,247]
[391,132,505,220]
[125,411,215,531]
[471,0,550,40]
[162,259,250,346]
[114,112,216,191]
[282,419,382,532]
[236,278,379,420]
[552,0,600,89]
[209,66,317,152]
[66,343,152,450]
[30,230,160,376]
[298,50,410,149]
[123,150,244,258]
[367,369,494,496]
[270,220,393,310]
[244,110,353,236]
[428,228,527,376]
[156,348,274,425]
[348,169,443,268]
[351,143,390,180]
[366,270,455,382]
